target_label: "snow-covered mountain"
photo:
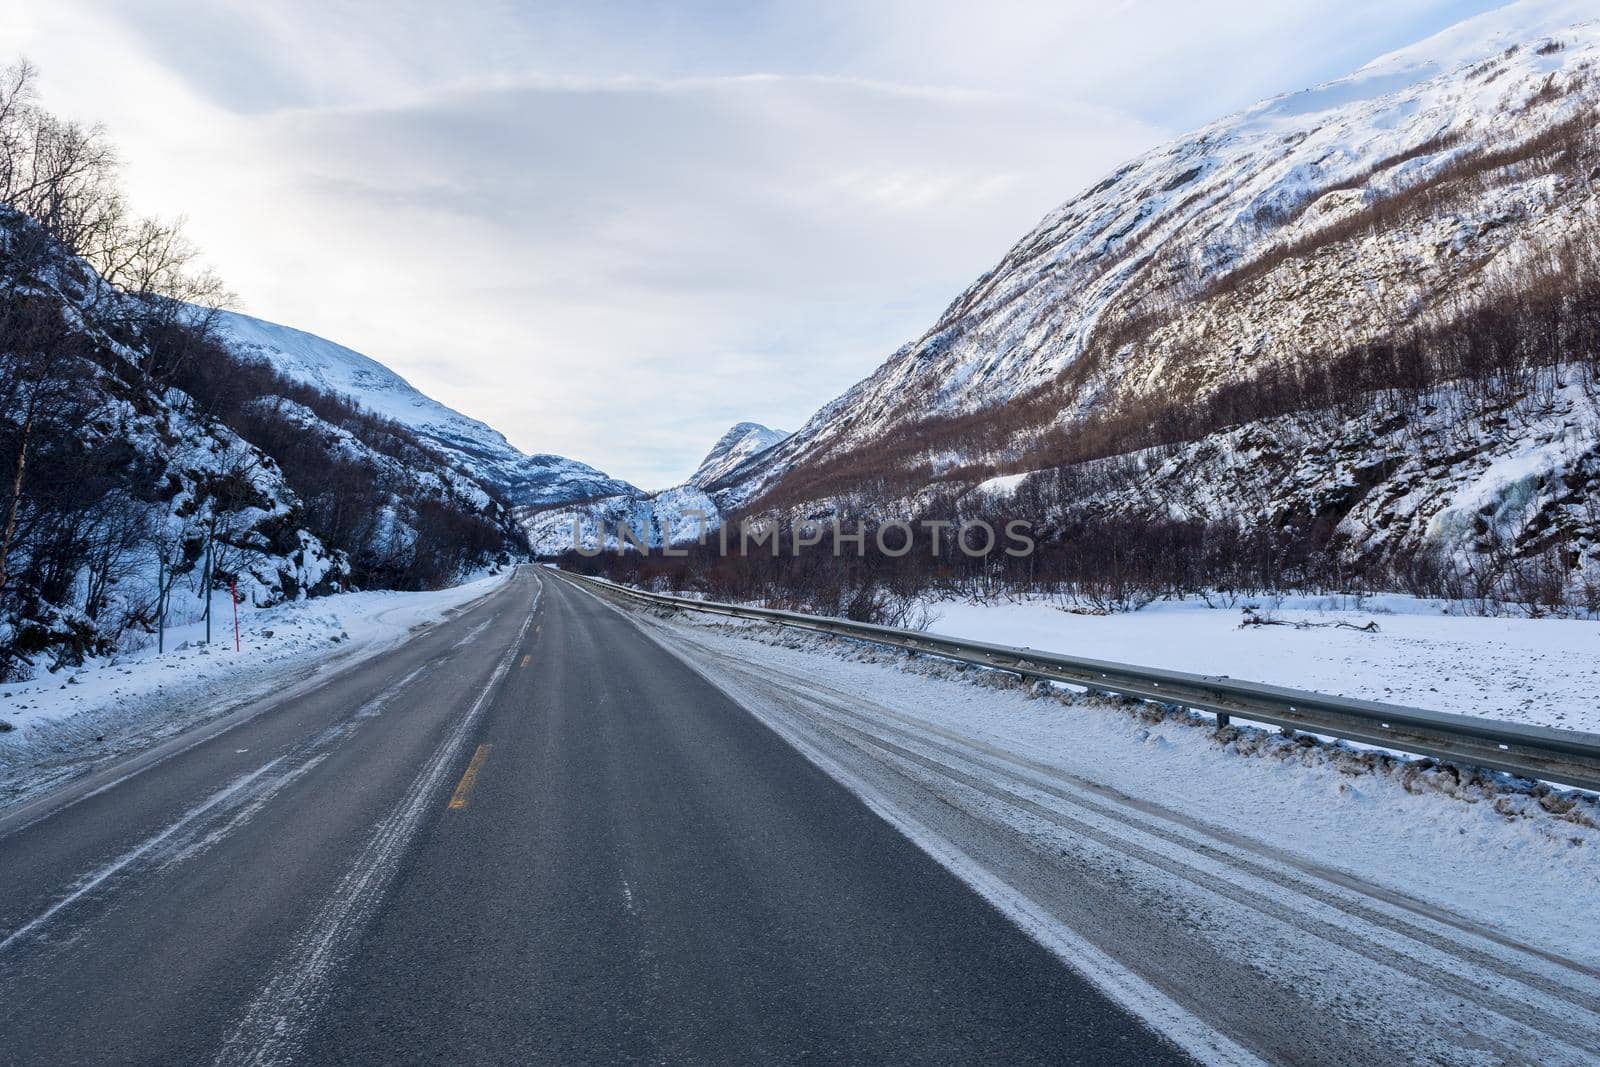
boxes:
[215,311,640,509]
[718,0,1600,586]
[520,420,784,555]
[689,422,787,489]
[522,484,718,557]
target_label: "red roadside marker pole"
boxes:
[231,580,241,652]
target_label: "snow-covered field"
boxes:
[916,593,1600,734]
[0,569,514,807]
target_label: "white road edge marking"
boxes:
[213,584,540,1067]
[777,725,1268,1067]
[576,578,1266,1067]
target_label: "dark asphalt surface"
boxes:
[0,568,1187,1065]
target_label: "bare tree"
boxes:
[0,59,232,338]
[81,490,153,623]
[0,297,85,593]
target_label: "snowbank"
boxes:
[0,570,513,806]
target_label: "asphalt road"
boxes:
[0,568,1188,1065]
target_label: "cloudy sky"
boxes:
[1,0,1503,487]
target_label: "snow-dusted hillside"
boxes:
[724,0,1600,588]
[732,0,1597,484]
[216,311,639,508]
[218,318,787,556]
[977,367,1600,590]
[0,213,347,673]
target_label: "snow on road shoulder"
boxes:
[917,593,1600,733]
[0,569,513,808]
[656,611,1600,968]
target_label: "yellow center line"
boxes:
[519,654,531,668]
[447,744,493,811]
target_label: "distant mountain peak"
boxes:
[690,422,788,489]
[519,420,789,556]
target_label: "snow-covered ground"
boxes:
[915,593,1600,734]
[641,606,1600,1061]
[0,569,514,807]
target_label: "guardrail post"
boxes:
[1215,712,1230,728]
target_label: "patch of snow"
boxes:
[973,472,1033,498]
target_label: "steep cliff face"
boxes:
[715,1,1600,586]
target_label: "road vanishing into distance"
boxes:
[2,568,1597,1065]
[0,569,1183,1065]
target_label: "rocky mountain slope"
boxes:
[216,311,640,509]
[708,0,1600,594]
[0,207,525,678]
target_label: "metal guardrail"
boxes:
[553,569,1600,793]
